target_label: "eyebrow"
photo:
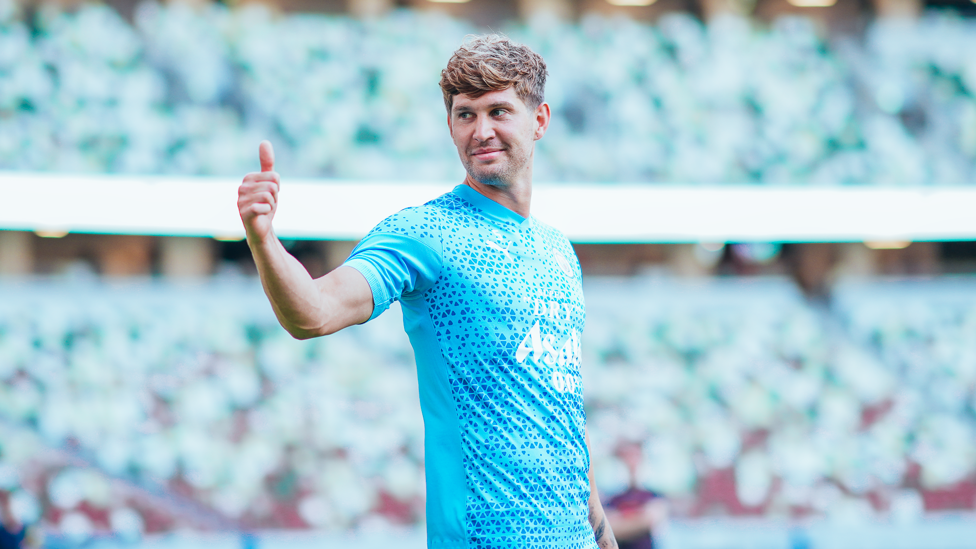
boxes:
[453,101,517,114]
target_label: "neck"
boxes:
[462,172,532,219]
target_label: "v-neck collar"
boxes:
[452,184,532,230]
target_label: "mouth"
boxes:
[470,148,505,161]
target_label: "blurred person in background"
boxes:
[604,440,667,549]
[0,495,26,549]
[238,34,618,548]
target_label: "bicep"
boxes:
[312,265,374,335]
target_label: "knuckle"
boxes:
[241,181,274,195]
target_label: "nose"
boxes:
[472,115,495,143]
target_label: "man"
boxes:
[604,440,668,549]
[0,495,24,549]
[238,34,618,549]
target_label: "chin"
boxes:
[464,163,510,188]
[469,170,511,188]
[479,177,510,188]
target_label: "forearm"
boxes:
[586,430,619,549]
[589,500,618,549]
[248,231,331,339]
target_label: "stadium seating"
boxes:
[585,277,976,519]
[0,281,425,538]
[2,276,975,541]
[0,1,975,184]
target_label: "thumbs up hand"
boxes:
[239,140,280,243]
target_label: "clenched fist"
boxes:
[239,140,280,243]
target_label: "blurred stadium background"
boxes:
[1,0,976,547]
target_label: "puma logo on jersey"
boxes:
[484,240,513,261]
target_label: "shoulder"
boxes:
[362,191,463,248]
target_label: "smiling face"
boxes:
[448,87,550,189]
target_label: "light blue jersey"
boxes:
[344,184,595,549]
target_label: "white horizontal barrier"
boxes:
[1,172,974,243]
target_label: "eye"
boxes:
[491,108,506,117]
[458,112,473,119]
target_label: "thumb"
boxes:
[259,140,275,172]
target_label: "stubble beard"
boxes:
[462,142,529,189]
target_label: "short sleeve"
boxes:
[343,232,443,322]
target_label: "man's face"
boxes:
[448,87,549,189]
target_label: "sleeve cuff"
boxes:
[344,257,392,322]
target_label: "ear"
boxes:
[447,110,454,139]
[533,102,551,141]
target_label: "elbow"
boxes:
[284,323,329,340]
[284,319,342,340]
[289,329,319,341]
[276,305,337,340]
[318,325,342,337]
